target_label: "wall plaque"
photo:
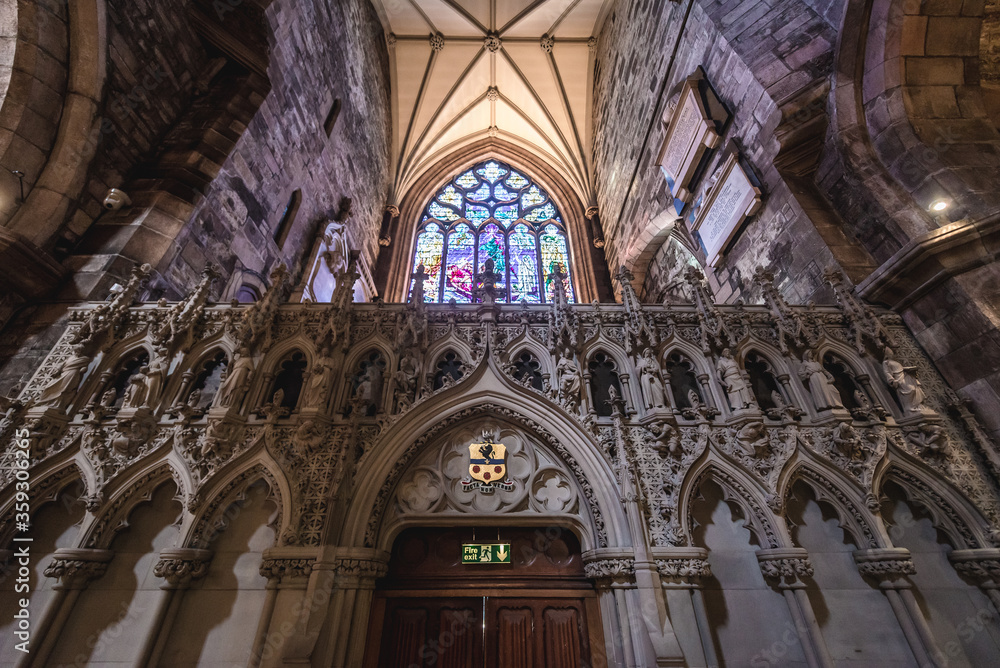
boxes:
[691,152,762,266]
[658,74,722,211]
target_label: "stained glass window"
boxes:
[409,159,575,303]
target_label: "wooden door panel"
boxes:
[544,607,584,668]
[485,597,591,668]
[383,607,426,668]
[377,597,483,668]
[496,606,533,668]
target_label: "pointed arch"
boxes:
[0,461,86,547]
[185,460,287,550]
[782,464,883,549]
[82,463,179,549]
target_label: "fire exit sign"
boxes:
[462,543,511,564]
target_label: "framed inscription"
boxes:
[657,74,722,211]
[691,152,762,266]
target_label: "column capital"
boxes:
[854,547,916,588]
[950,548,1000,587]
[653,547,712,585]
[757,547,813,589]
[583,550,636,586]
[153,548,212,589]
[260,546,319,585]
[44,548,113,590]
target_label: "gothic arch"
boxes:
[781,464,883,549]
[383,139,602,304]
[185,460,286,550]
[681,460,786,549]
[82,462,178,548]
[0,461,85,546]
[333,355,629,552]
[875,463,994,550]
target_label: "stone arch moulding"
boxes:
[382,138,604,305]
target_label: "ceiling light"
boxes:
[930,199,949,212]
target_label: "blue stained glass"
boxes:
[492,182,517,202]
[509,225,539,303]
[443,224,474,303]
[464,204,489,225]
[540,223,574,303]
[411,223,443,301]
[428,202,459,221]
[456,170,478,189]
[493,205,518,227]
[478,223,507,302]
[467,182,491,202]
[438,185,463,208]
[521,185,545,208]
[524,202,556,223]
[477,161,506,184]
[505,171,529,189]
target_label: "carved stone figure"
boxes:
[353,363,382,413]
[734,421,767,456]
[716,349,755,410]
[650,422,681,457]
[215,349,254,409]
[303,349,335,408]
[143,349,170,408]
[556,348,581,411]
[637,348,668,410]
[907,423,950,457]
[394,351,419,411]
[35,345,91,408]
[123,368,150,409]
[798,350,844,411]
[882,347,930,416]
[832,422,864,463]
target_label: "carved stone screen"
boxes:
[691,153,762,266]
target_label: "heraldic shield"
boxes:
[468,441,507,483]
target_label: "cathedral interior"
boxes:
[2,0,1000,666]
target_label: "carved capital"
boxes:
[583,557,635,583]
[757,548,813,588]
[154,548,212,589]
[260,558,315,582]
[44,548,113,590]
[854,548,916,587]
[334,557,388,580]
[950,548,1000,587]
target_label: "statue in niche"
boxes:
[303,348,335,409]
[555,348,581,412]
[394,350,419,411]
[882,347,931,416]
[353,363,382,414]
[637,348,668,410]
[122,368,150,409]
[143,348,170,408]
[215,348,254,409]
[35,344,91,409]
[716,348,755,410]
[798,350,844,411]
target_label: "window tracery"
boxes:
[410,160,575,304]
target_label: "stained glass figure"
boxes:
[411,223,444,301]
[541,223,574,302]
[509,224,539,303]
[412,159,575,304]
[478,223,507,302]
[444,224,474,303]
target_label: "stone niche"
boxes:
[691,150,762,266]
[657,69,728,215]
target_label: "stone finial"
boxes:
[430,32,445,52]
[540,34,554,53]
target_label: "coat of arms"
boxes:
[462,440,514,493]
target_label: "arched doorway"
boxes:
[363,526,604,667]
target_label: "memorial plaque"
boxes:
[692,153,762,266]
[657,77,721,211]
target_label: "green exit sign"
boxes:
[462,543,511,564]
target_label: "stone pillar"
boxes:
[949,548,1000,613]
[757,548,833,668]
[140,548,213,666]
[655,548,716,668]
[26,548,113,668]
[854,548,943,667]
[252,550,316,668]
[584,556,639,668]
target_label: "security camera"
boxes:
[103,188,131,211]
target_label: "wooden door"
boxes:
[377,596,483,668]
[485,596,593,668]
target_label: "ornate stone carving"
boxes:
[637,347,668,410]
[716,349,755,410]
[484,32,501,52]
[539,34,554,53]
[335,557,388,579]
[44,549,113,589]
[799,350,844,411]
[429,33,445,51]
[154,549,212,588]
[260,558,315,581]
[882,347,933,418]
[584,558,635,581]
[656,558,712,581]
[757,549,814,586]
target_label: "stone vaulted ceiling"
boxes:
[369,0,613,207]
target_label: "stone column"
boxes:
[854,548,943,667]
[25,548,113,668]
[140,548,212,666]
[949,548,1000,612]
[757,548,833,668]
[584,556,639,668]
[655,548,716,668]
[251,551,316,668]
[328,554,389,668]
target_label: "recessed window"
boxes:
[274,189,302,248]
[324,99,342,137]
[409,159,575,304]
[235,284,260,303]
